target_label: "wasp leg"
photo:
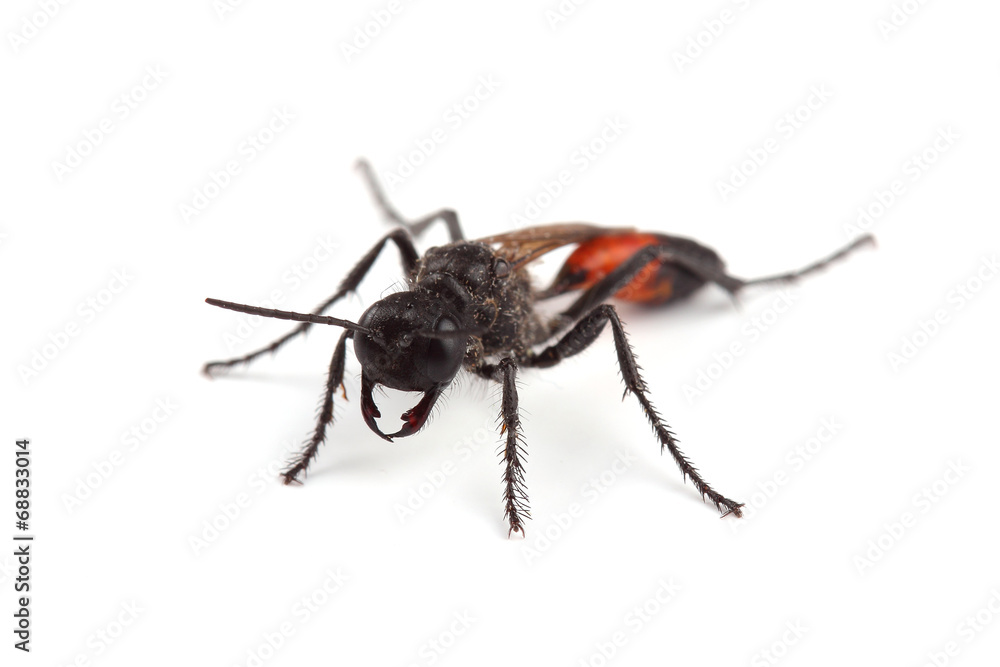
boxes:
[740,234,875,288]
[544,244,743,338]
[527,304,743,518]
[544,235,873,339]
[281,329,353,484]
[471,357,530,536]
[203,228,419,376]
[355,158,465,241]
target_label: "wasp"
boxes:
[203,160,873,536]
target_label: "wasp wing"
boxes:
[477,223,635,270]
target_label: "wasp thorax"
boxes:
[353,292,467,392]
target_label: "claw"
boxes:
[719,503,744,519]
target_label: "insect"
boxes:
[203,159,874,536]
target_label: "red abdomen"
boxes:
[540,231,723,307]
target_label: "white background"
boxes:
[3,1,999,665]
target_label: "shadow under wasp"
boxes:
[203,159,873,536]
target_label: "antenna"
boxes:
[204,298,371,335]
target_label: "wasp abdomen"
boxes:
[542,232,724,306]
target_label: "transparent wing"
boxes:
[477,223,634,270]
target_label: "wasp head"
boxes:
[352,292,468,441]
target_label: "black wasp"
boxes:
[203,159,873,536]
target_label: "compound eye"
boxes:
[352,331,385,371]
[494,258,511,278]
[422,317,465,383]
[352,305,384,369]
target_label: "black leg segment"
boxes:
[546,244,745,339]
[355,158,465,241]
[529,304,744,518]
[281,329,353,484]
[545,234,873,340]
[740,234,875,288]
[472,357,530,535]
